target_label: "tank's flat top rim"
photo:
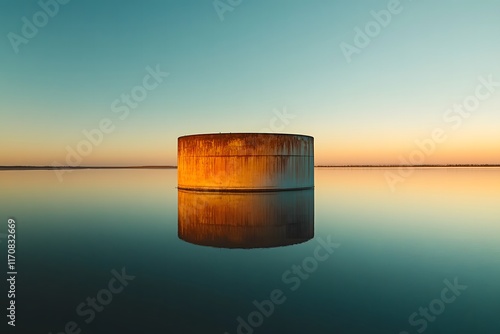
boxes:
[178,132,314,139]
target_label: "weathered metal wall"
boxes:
[177,133,314,191]
[178,189,314,248]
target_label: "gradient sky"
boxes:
[1,0,499,166]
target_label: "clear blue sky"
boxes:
[1,0,499,166]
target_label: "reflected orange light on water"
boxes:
[178,189,314,249]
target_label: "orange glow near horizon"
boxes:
[2,122,499,166]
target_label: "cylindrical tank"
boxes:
[178,189,314,248]
[177,133,314,191]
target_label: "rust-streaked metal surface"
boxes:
[177,189,314,248]
[177,133,314,191]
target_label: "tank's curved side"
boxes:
[177,133,314,191]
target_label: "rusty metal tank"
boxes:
[177,133,314,191]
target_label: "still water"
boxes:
[1,168,499,333]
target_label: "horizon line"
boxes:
[1,164,500,170]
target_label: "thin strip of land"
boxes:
[315,164,500,168]
[1,165,500,170]
[0,166,177,170]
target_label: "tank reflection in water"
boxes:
[178,189,314,248]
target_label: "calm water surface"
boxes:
[1,168,499,333]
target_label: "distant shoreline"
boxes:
[0,166,177,170]
[1,165,500,170]
[315,165,500,168]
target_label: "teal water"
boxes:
[1,168,499,333]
